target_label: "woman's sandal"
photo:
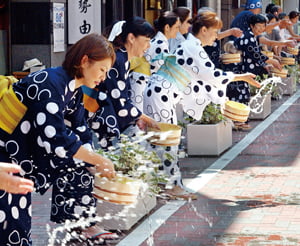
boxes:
[70,224,119,244]
[233,122,252,131]
[164,186,198,200]
[90,231,120,242]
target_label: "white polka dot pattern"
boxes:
[46,102,59,114]
[144,31,169,74]
[234,28,268,76]
[174,33,235,120]
[86,48,142,146]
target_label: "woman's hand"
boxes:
[230,28,243,38]
[266,58,282,70]
[136,118,147,131]
[234,72,261,88]
[137,114,160,131]
[0,163,34,194]
[74,146,116,179]
[95,155,116,179]
[264,64,275,73]
[284,39,297,48]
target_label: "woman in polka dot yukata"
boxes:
[85,17,158,150]
[0,33,116,246]
[144,10,261,199]
[227,14,281,130]
[128,56,151,112]
[199,7,242,70]
[127,11,181,123]
[169,7,192,54]
[144,10,180,74]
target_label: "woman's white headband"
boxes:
[108,21,126,41]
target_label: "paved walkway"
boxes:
[31,89,300,246]
[118,90,300,246]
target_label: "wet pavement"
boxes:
[31,87,300,246]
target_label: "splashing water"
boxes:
[188,200,214,228]
[249,77,283,114]
[45,126,182,245]
[136,190,154,246]
[46,182,157,245]
[47,207,101,246]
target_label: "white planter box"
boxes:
[249,94,271,120]
[278,76,297,95]
[96,190,157,230]
[175,103,184,123]
[187,121,232,156]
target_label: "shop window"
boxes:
[11,2,50,44]
[232,0,240,9]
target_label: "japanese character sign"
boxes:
[68,0,101,44]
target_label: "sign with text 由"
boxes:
[68,0,101,44]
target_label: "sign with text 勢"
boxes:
[68,0,101,44]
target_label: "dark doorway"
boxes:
[11,2,51,44]
[101,0,144,30]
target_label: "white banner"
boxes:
[53,3,65,52]
[186,0,192,10]
[68,0,101,44]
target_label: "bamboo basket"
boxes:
[222,101,250,122]
[147,122,182,146]
[271,68,288,78]
[287,47,299,55]
[221,53,241,64]
[262,51,274,59]
[280,57,295,65]
[93,174,142,205]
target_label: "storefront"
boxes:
[1,0,299,76]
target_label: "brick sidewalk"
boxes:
[31,93,300,245]
[138,96,300,245]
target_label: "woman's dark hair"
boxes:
[62,33,115,79]
[278,12,287,20]
[289,10,300,20]
[270,5,280,15]
[153,10,179,33]
[104,16,155,49]
[173,6,191,23]
[266,13,278,22]
[190,10,222,35]
[249,14,267,26]
[265,3,275,14]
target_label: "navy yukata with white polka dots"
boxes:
[87,48,142,149]
[235,28,268,76]
[0,68,96,245]
[230,10,255,40]
[227,28,268,104]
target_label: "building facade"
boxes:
[0,0,298,75]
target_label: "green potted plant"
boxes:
[94,134,168,230]
[97,134,168,194]
[185,103,232,156]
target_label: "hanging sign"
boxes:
[68,0,101,44]
[53,3,65,52]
